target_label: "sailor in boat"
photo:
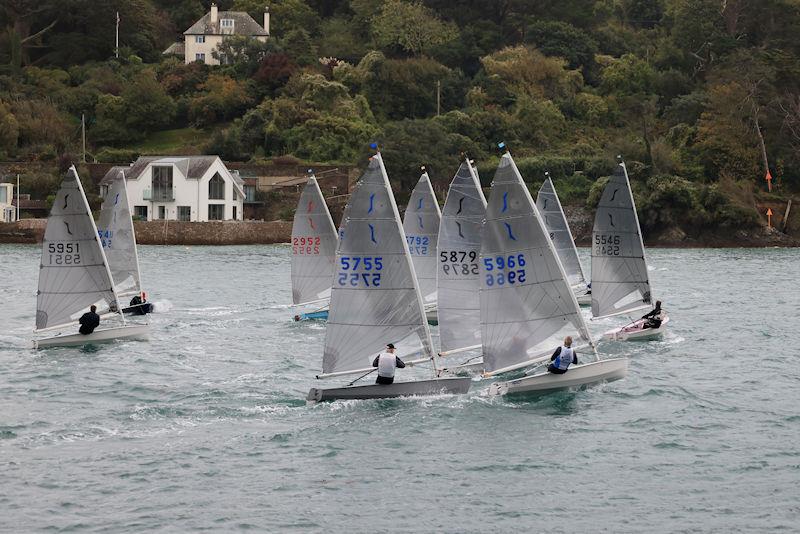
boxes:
[547,336,578,375]
[128,292,152,315]
[78,305,101,335]
[372,343,406,384]
[640,300,664,329]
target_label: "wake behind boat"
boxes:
[291,173,338,321]
[307,150,470,402]
[33,166,149,349]
[590,161,669,340]
[478,148,626,396]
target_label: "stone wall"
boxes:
[0,219,291,245]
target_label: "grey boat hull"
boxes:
[488,358,628,396]
[34,324,149,349]
[307,376,471,403]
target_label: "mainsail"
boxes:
[321,152,433,376]
[97,169,141,297]
[36,167,121,331]
[402,170,441,303]
[480,153,592,376]
[437,159,487,354]
[536,176,587,289]
[591,162,652,318]
[291,175,338,305]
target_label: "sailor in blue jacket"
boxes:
[547,336,577,374]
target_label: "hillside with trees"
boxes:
[2,0,800,242]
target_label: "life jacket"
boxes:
[377,352,397,378]
[553,346,574,371]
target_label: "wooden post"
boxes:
[782,199,792,233]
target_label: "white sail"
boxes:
[321,153,434,376]
[36,167,122,331]
[291,175,338,305]
[591,162,652,318]
[480,153,592,376]
[437,159,487,354]
[402,171,441,303]
[536,176,587,289]
[97,169,141,297]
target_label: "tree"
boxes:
[480,46,583,103]
[188,74,253,127]
[372,0,459,56]
[0,101,20,155]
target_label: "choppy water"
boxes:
[1,244,799,532]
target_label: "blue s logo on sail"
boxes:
[368,223,377,244]
[504,222,516,241]
[368,193,375,214]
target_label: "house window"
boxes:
[208,204,224,220]
[134,206,148,220]
[233,205,237,220]
[208,173,225,200]
[158,206,166,219]
[195,53,205,62]
[220,19,234,28]
[195,35,205,43]
[152,166,174,201]
[0,187,6,204]
[244,185,256,201]
[178,206,191,221]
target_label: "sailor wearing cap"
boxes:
[372,343,406,384]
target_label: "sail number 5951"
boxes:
[47,242,80,265]
[337,255,383,287]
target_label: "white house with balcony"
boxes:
[164,3,270,65]
[0,182,15,222]
[101,156,244,222]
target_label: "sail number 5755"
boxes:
[337,256,383,287]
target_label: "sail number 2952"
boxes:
[337,256,383,287]
[484,254,527,286]
[46,242,80,265]
[293,236,321,255]
[594,234,621,256]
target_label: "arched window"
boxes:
[208,173,225,200]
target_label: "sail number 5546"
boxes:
[337,256,383,287]
[594,234,621,256]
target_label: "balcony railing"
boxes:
[143,188,175,201]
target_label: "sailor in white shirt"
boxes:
[372,343,406,384]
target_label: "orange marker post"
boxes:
[765,170,773,192]
[767,208,773,228]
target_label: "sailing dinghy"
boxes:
[590,161,669,341]
[307,151,471,402]
[436,157,487,375]
[477,150,626,396]
[401,168,441,324]
[33,166,149,349]
[291,173,338,321]
[535,174,591,306]
[97,169,151,315]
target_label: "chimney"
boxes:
[210,3,218,24]
[264,7,270,35]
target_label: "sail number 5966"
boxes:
[484,254,527,286]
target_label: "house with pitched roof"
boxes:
[164,3,270,65]
[0,182,15,222]
[100,156,245,222]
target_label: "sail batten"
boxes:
[36,167,121,331]
[436,160,487,354]
[536,177,587,288]
[291,176,338,305]
[321,153,433,376]
[590,163,652,318]
[402,172,441,304]
[480,153,592,376]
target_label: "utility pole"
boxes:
[115,12,120,58]
[16,173,20,221]
[81,114,86,163]
[436,80,441,116]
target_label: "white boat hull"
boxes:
[34,324,150,349]
[438,360,484,376]
[307,376,471,403]
[602,315,670,341]
[425,304,438,325]
[487,358,628,396]
[576,293,591,307]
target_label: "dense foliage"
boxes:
[2,0,799,232]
